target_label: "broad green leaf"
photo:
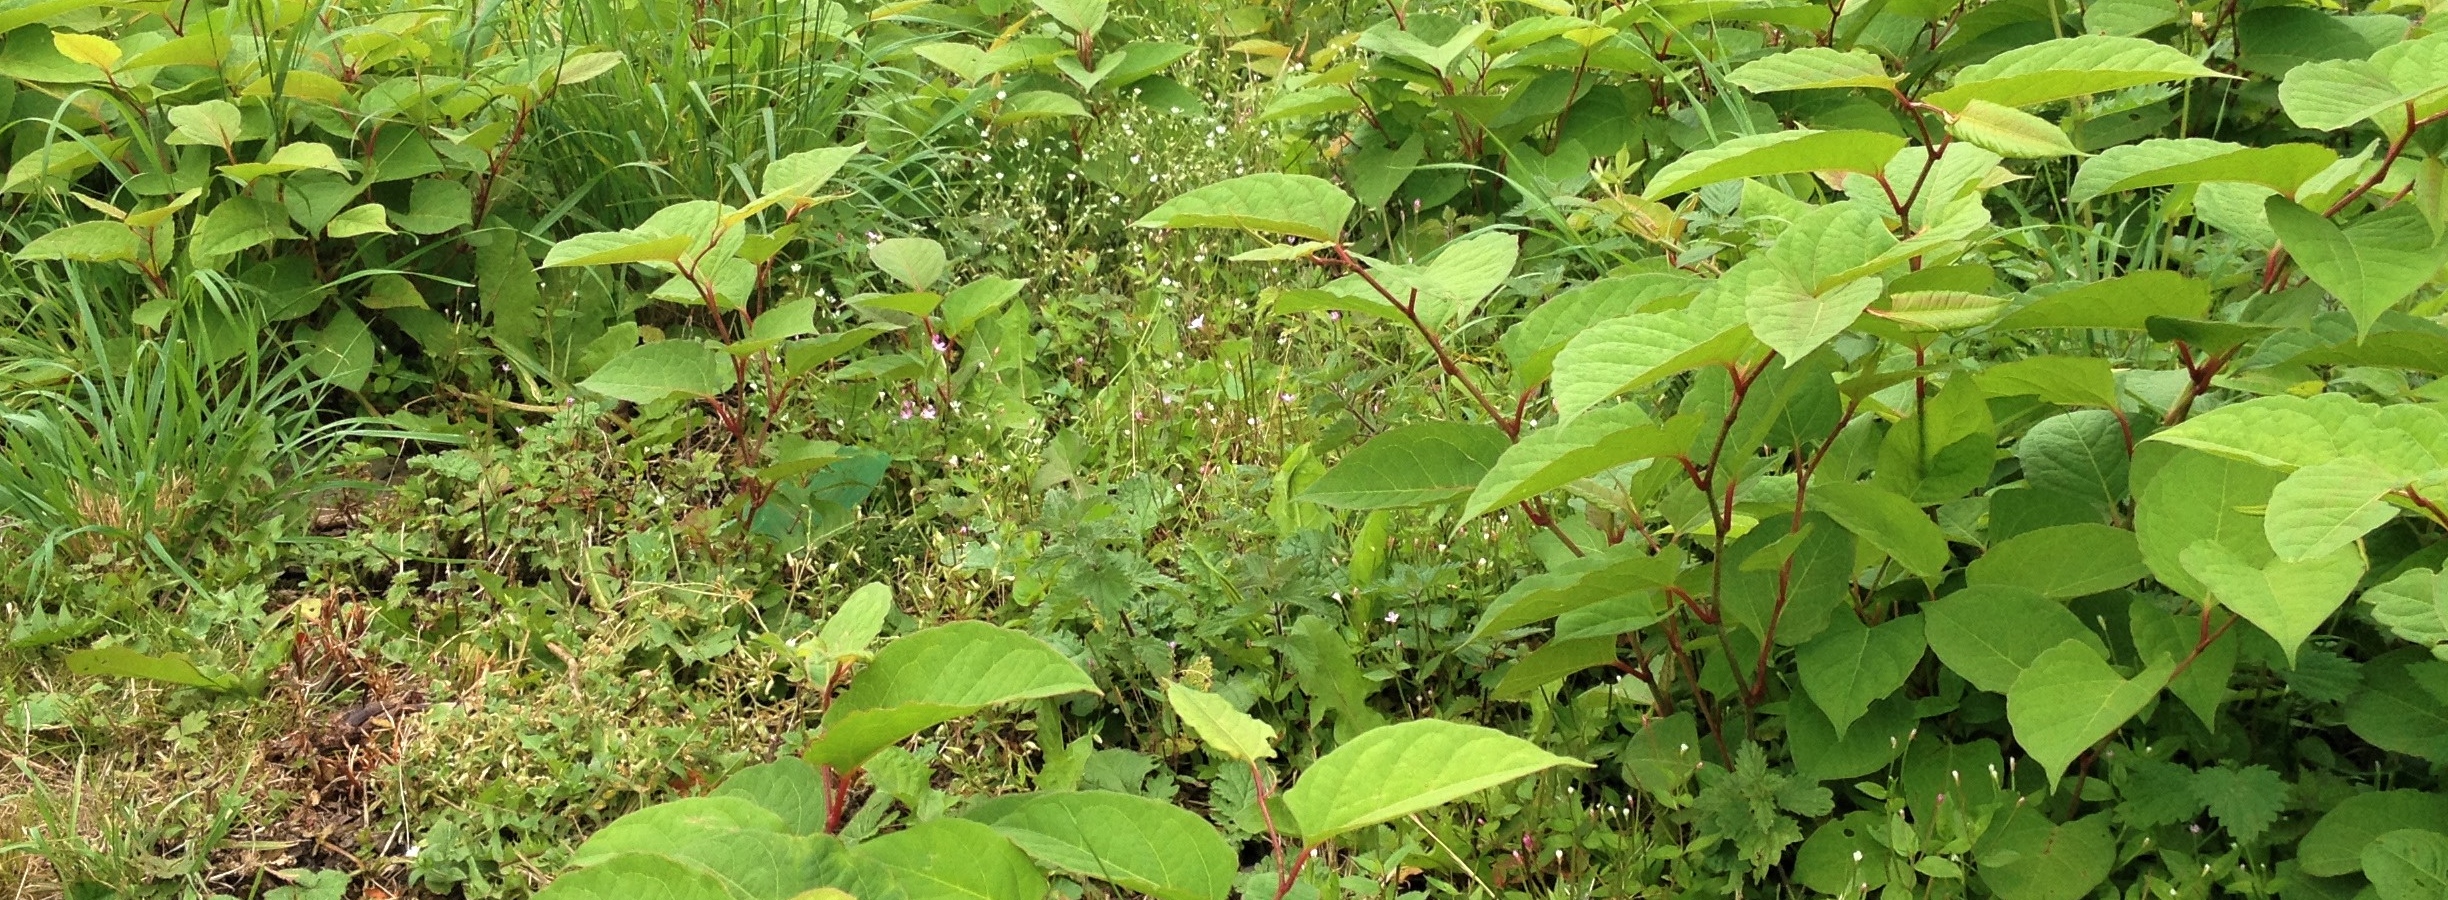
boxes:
[306,307,374,391]
[1926,35,2225,110]
[2129,604,2236,728]
[1549,289,1754,420]
[553,50,626,85]
[1034,0,1108,34]
[578,340,736,405]
[1642,130,1908,199]
[1767,204,1899,292]
[1134,173,1354,242]
[1470,542,1682,639]
[2280,59,2416,131]
[2017,410,2131,510]
[1163,682,1276,761]
[712,759,830,835]
[1925,585,2105,693]
[2006,641,2174,790]
[2069,139,2337,202]
[2366,830,2448,900]
[1277,719,1590,845]
[1464,403,1691,518]
[1747,272,1881,362]
[752,145,863,213]
[50,31,116,71]
[1992,271,2211,331]
[2299,791,2448,876]
[570,797,789,865]
[1413,231,1517,325]
[941,277,1024,335]
[543,231,695,268]
[2363,569,2448,651]
[1976,810,2116,900]
[2264,458,2408,561]
[1491,636,1619,700]
[2134,447,2285,600]
[18,221,143,263]
[859,818,1047,900]
[165,100,242,147]
[219,141,353,181]
[326,204,393,238]
[1500,274,1700,386]
[1874,372,1996,505]
[1727,47,1893,93]
[1298,421,1511,509]
[1975,356,2119,408]
[1796,614,1924,739]
[1806,482,1949,578]
[534,852,734,900]
[2179,539,2364,666]
[565,797,895,900]
[2345,650,2448,761]
[1948,100,2079,159]
[1718,513,1859,647]
[2148,393,2448,475]
[871,237,948,291]
[974,791,1233,900]
[807,622,1097,769]
[2266,199,2443,336]
[64,647,242,690]
[1872,290,2011,331]
[1966,525,2147,598]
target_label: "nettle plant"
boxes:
[533,584,1586,900]
[1136,18,2448,897]
[5,0,621,382]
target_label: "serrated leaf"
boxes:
[2070,139,2337,202]
[2180,539,2364,666]
[1277,719,1589,846]
[2006,641,2174,790]
[1642,130,1909,199]
[807,622,1097,770]
[1299,421,1511,509]
[1164,682,1276,761]
[1727,47,1893,93]
[2189,764,2287,844]
[1134,173,1354,241]
[1927,35,2226,110]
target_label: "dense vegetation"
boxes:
[7,0,2448,897]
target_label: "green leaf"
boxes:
[1976,810,2115,900]
[2179,539,2364,666]
[1491,636,1620,701]
[1797,614,1925,740]
[2344,650,2448,762]
[307,307,374,391]
[1134,173,1355,242]
[1807,482,1950,578]
[2190,764,2288,844]
[2129,604,2236,728]
[1465,403,1692,518]
[758,145,863,207]
[534,853,734,900]
[2006,641,2174,790]
[2280,58,2416,131]
[1298,421,1512,509]
[578,340,736,405]
[1747,272,1882,362]
[2135,447,2286,601]
[562,797,894,900]
[570,797,789,865]
[395,179,473,235]
[991,91,1091,124]
[871,237,949,292]
[1727,47,1893,93]
[806,622,1096,769]
[2018,411,2131,510]
[1873,290,2012,331]
[2299,790,2448,877]
[1925,585,2105,693]
[1976,356,2120,408]
[1163,682,1276,761]
[1277,719,1590,846]
[1966,524,2147,599]
[1033,0,1108,34]
[1549,289,1754,420]
[543,231,696,268]
[2145,393,2448,475]
[165,99,242,147]
[2069,139,2337,202]
[2264,458,2408,562]
[1948,100,2080,159]
[2363,570,2448,650]
[858,818,1047,900]
[1642,130,1908,199]
[1411,231,1517,325]
[2367,830,2448,900]
[711,759,830,835]
[325,203,393,238]
[553,50,626,85]
[1470,542,1682,640]
[64,646,242,690]
[18,221,144,263]
[973,791,1234,900]
[2266,199,2444,336]
[1992,271,2212,331]
[1926,35,2226,110]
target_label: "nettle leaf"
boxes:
[1967,524,2148,599]
[2006,641,2174,790]
[857,818,1047,900]
[806,622,1097,770]
[1299,421,1511,509]
[1134,173,1354,242]
[2179,539,2365,666]
[1727,47,1893,93]
[972,791,1233,900]
[1948,100,2079,159]
[2070,139,2337,202]
[2299,790,2448,877]
[2264,458,2409,561]
[1277,719,1589,846]
[1993,271,2211,331]
[2266,199,2444,336]
[578,339,736,405]
[2189,764,2287,844]
[1549,288,1755,420]
[1163,682,1276,761]
[2367,830,2448,900]
[1796,614,1924,740]
[1926,35,2226,110]
[1641,130,1909,199]
[1807,481,1949,578]
[1466,403,1690,518]
[1926,585,2105,693]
